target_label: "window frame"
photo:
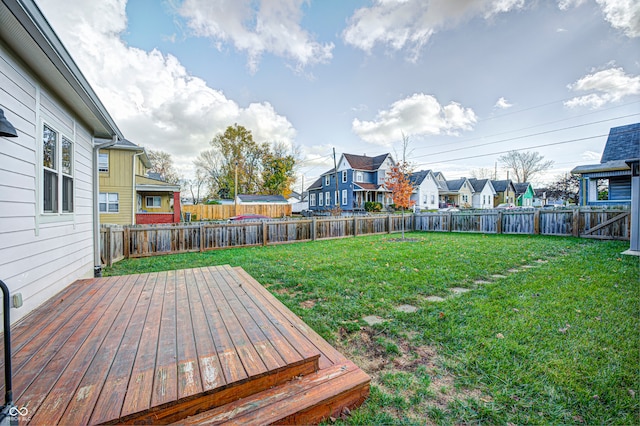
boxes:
[310,193,316,207]
[341,170,347,183]
[325,191,330,206]
[324,175,330,186]
[98,152,109,172]
[40,120,75,219]
[356,171,363,182]
[145,195,162,208]
[99,192,120,213]
[318,192,324,206]
[342,189,347,205]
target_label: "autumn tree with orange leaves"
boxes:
[385,160,415,239]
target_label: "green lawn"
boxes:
[105,233,639,425]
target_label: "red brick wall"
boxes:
[136,213,174,224]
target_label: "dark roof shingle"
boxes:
[344,153,390,171]
[600,123,640,163]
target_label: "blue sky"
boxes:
[38,0,639,187]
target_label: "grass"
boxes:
[105,232,639,425]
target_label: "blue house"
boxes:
[307,153,396,212]
[572,123,640,206]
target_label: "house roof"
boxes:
[444,178,467,191]
[354,182,382,190]
[409,170,432,186]
[491,179,513,192]
[513,182,532,195]
[601,123,640,163]
[0,0,123,140]
[237,194,287,203]
[307,175,325,191]
[468,178,489,193]
[343,153,391,171]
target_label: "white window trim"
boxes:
[319,192,324,206]
[342,189,347,205]
[342,170,347,183]
[99,192,120,213]
[98,152,109,172]
[356,171,363,182]
[38,117,76,224]
[310,193,316,207]
[325,191,330,206]
[324,175,330,186]
[146,195,162,208]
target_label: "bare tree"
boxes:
[470,167,494,179]
[146,149,181,184]
[498,150,554,183]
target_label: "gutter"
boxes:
[93,136,117,277]
[132,152,143,224]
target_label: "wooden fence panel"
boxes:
[182,203,292,220]
[102,209,631,265]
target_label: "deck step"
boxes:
[174,360,370,425]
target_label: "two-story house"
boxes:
[409,170,439,211]
[99,139,181,225]
[307,153,395,212]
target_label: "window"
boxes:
[356,172,363,182]
[342,189,347,205]
[325,191,330,206]
[342,171,347,183]
[98,152,109,172]
[146,196,162,208]
[318,193,323,206]
[324,175,330,186]
[42,124,74,213]
[310,193,316,207]
[99,192,119,213]
[430,194,435,204]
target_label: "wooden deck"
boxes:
[1,266,369,425]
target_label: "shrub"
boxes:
[365,201,382,212]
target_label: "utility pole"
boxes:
[333,148,340,213]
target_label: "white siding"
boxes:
[0,43,94,324]
[411,174,439,210]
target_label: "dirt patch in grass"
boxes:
[336,327,490,419]
[299,299,317,309]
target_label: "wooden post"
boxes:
[572,208,580,237]
[388,214,392,234]
[200,224,205,252]
[447,212,452,233]
[496,212,503,234]
[262,221,268,246]
[311,217,316,241]
[354,216,358,237]
[123,226,130,259]
[106,227,113,267]
[533,209,540,235]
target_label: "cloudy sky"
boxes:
[37,0,639,187]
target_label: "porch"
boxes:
[1,266,369,424]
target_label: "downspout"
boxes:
[132,152,143,225]
[93,136,117,277]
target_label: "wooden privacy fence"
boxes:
[100,209,630,263]
[182,203,292,220]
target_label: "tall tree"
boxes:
[498,150,554,183]
[471,167,494,179]
[386,133,415,238]
[146,149,181,184]
[261,142,297,197]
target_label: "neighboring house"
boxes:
[99,139,181,225]
[572,123,640,207]
[308,153,395,212]
[288,191,309,213]
[469,178,497,209]
[491,179,517,207]
[514,182,535,207]
[0,0,124,323]
[439,177,475,208]
[409,170,439,211]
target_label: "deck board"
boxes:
[4,265,367,425]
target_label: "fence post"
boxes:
[447,212,452,232]
[263,221,268,246]
[354,216,358,237]
[533,209,541,235]
[311,217,317,241]
[388,214,392,234]
[123,226,130,258]
[572,208,580,237]
[107,227,113,267]
[496,212,503,234]
[200,224,205,252]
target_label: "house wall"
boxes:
[98,149,140,225]
[411,175,439,210]
[0,42,95,323]
[458,182,474,208]
[472,185,496,209]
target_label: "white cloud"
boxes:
[558,0,640,37]
[36,0,296,176]
[495,97,513,109]
[565,67,640,108]
[581,150,602,161]
[342,0,525,61]
[352,93,477,145]
[176,0,334,73]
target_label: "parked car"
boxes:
[495,203,516,210]
[228,214,271,221]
